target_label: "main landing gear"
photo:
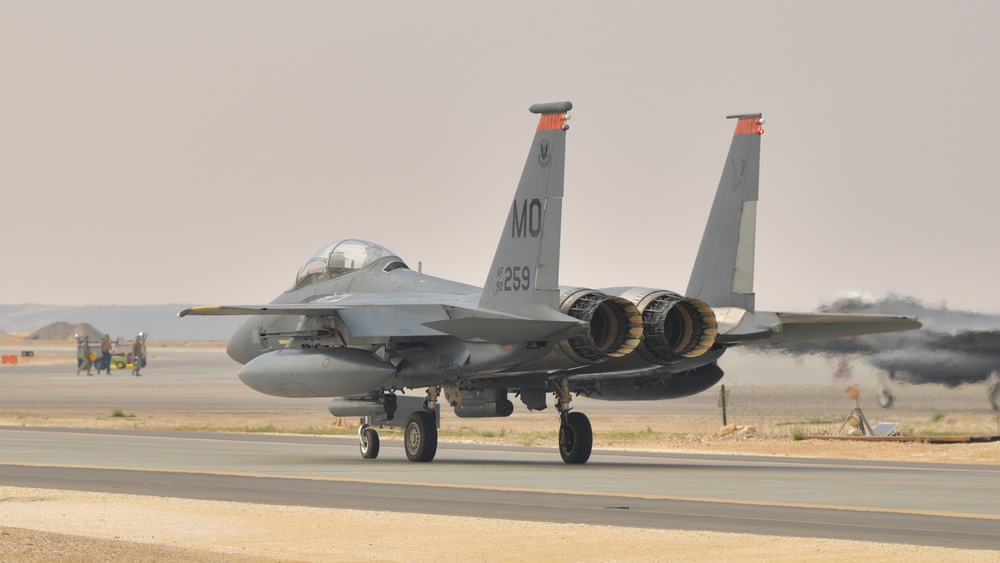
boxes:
[558,410,592,464]
[404,410,437,462]
[553,377,593,464]
[356,382,596,465]
[356,388,440,462]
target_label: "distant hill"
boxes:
[0,304,238,341]
[29,322,103,341]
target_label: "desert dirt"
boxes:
[2,486,999,563]
[1,343,999,560]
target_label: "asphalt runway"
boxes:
[0,427,998,550]
[2,346,1000,551]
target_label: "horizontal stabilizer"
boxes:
[769,313,922,343]
[423,317,585,344]
[717,310,921,345]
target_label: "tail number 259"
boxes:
[496,266,530,292]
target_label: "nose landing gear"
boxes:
[359,425,380,459]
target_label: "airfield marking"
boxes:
[3,428,998,521]
[1,460,997,522]
[5,427,999,473]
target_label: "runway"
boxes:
[2,347,1000,552]
[1,427,998,550]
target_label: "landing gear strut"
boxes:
[552,377,593,464]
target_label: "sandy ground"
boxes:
[2,343,999,560]
[2,487,999,563]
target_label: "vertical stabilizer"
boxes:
[685,114,763,312]
[479,102,572,319]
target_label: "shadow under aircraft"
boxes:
[181,102,920,464]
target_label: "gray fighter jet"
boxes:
[759,294,1000,409]
[180,102,920,464]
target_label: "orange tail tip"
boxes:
[536,114,569,131]
[530,101,573,131]
[727,113,765,136]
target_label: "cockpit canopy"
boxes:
[292,239,407,290]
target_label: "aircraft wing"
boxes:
[179,305,348,317]
[179,303,586,344]
[715,308,922,345]
[179,303,449,338]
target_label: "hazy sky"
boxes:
[3,2,999,314]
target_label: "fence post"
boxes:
[719,384,728,426]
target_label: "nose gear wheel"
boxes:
[359,425,380,459]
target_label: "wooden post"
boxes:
[720,384,728,426]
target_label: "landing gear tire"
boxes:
[360,426,380,459]
[878,388,895,409]
[558,411,593,464]
[404,410,437,462]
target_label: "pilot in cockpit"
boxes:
[291,239,403,291]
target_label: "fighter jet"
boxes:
[180,102,920,464]
[759,294,1000,409]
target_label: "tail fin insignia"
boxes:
[686,113,763,311]
[479,102,572,318]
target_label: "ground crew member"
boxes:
[99,335,113,375]
[131,334,144,377]
[77,336,93,376]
